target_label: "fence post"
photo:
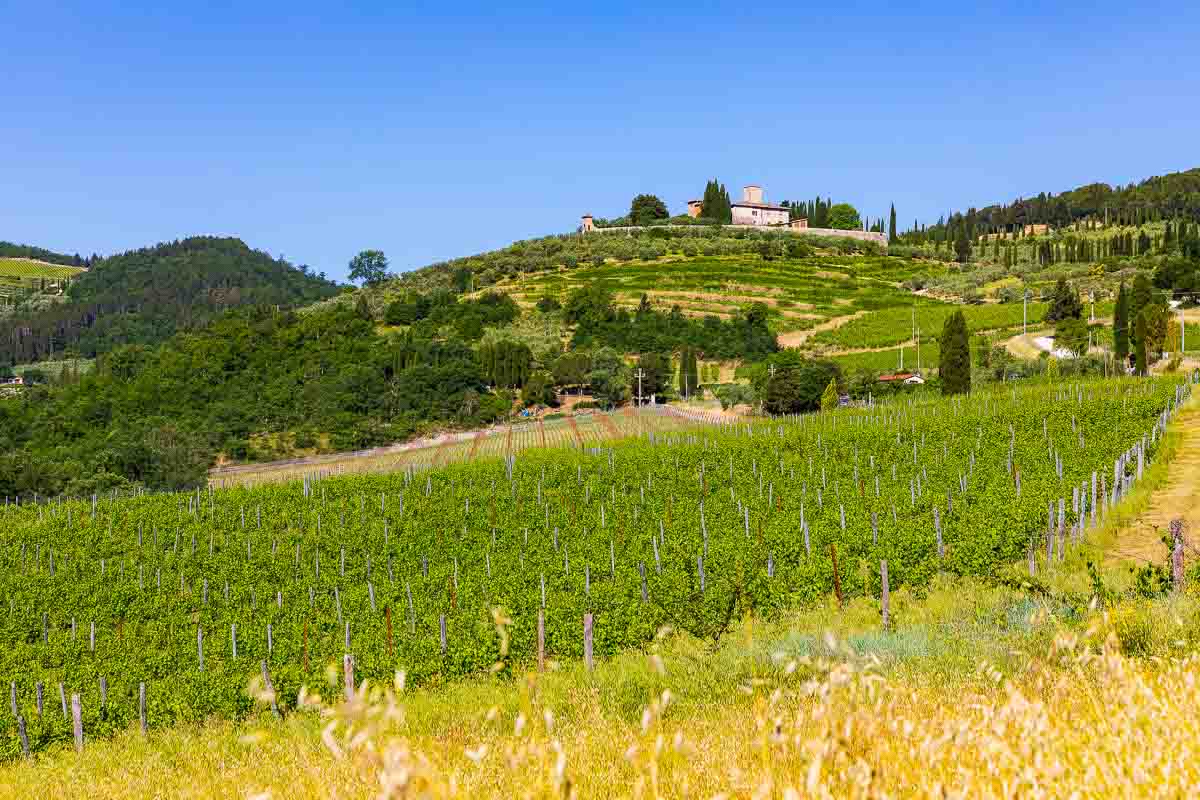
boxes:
[537,609,545,672]
[71,693,83,752]
[139,682,147,734]
[1172,519,1186,591]
[343,654,355,703]
[880,560,890,631]
[830,543,843,608]
[261,661,280,718]
[583,612,594,671]
[16,715,29,757]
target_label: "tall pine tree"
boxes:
[938,310,971,395]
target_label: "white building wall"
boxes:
[732,205,790,226]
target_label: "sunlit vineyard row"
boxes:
[211,406,713,488]
[0,377,1187,757]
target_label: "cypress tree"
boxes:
[888,203,897,243]
[1113,281,1129,367]
[820,377,838,411]
[678,347,700,397]
[1134,311,1150,376]
[938,310,971,395]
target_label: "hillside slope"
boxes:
[933,166,1200,232]
[0,236,342,365]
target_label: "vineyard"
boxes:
[0,377,1188,757]
[0,258,84,302]
[212,407,713,488]
[808,301,1052,350]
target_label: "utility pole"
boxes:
[1089,291,1095,324]
[634,368,645,407]
[916,329,921,373]
[1023,289,1029,336]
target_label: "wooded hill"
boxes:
[0,237,341,365]
[918,167,1200,240]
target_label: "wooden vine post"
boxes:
[830,543,843,608]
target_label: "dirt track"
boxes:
[1108,400,1200,567]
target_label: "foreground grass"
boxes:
[4,573,1199,798]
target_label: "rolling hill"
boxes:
[0,236,342,365]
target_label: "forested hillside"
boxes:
[0,301,518,497]
[0,237,341,365]
[914,167,1200,242]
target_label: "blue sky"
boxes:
[4,1,1199,281]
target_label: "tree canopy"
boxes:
[348,250,390,286]
[826,203,862,231]
[630,195,669,226]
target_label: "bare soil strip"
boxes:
[1108,402,1200,566]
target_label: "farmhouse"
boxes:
[730,185,790,227]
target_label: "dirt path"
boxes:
[1107,400,1200,567]
[777,311,865,348]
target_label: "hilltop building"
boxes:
[687,185,798,228]
[730,185,790,227]
[581,182,887,248]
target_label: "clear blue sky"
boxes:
[4,1,1199,281]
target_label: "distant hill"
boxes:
[0,236,342,365]
[931,167,1200,235]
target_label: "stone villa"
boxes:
[689,185,804,228]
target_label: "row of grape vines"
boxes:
[0,377,1189,756]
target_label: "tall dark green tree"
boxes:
[678,346,700,398]
[700,180,732,223]
[1134,310,1150,376]
[478,340,532,388]
[1113,281,1129,366]
[953,226,973,263]
[888,203,897,244]
[1046,278,1083,322]
[938,310,971,395]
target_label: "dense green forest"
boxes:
[0,301,512,497]
[0,237,341,365]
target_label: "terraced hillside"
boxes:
[479,252,942,338]
[0,258,85,300]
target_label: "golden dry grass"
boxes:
[4,613,1200,799]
